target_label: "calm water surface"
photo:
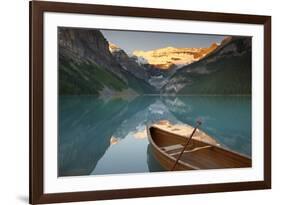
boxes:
[59,95,251,176]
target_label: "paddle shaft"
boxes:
[171,122,201,171]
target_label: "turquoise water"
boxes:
[58,95,251,176]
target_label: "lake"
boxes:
[58,95,251,176]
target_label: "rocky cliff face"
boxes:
[161,37,252,95]
[59,28,125,80]
[109,43,150,82]
[133,43,218,70]
[59,28,156,95]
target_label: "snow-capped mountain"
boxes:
[132,43,218,70]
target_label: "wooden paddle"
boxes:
[171,120,202,171]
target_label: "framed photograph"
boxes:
[30,1,271,204]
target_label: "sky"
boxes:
[101,29,226,54]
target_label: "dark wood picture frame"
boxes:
[30,1,271,204]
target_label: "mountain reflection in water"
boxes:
[59,95,251,176]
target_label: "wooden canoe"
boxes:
[147,125,251,171]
